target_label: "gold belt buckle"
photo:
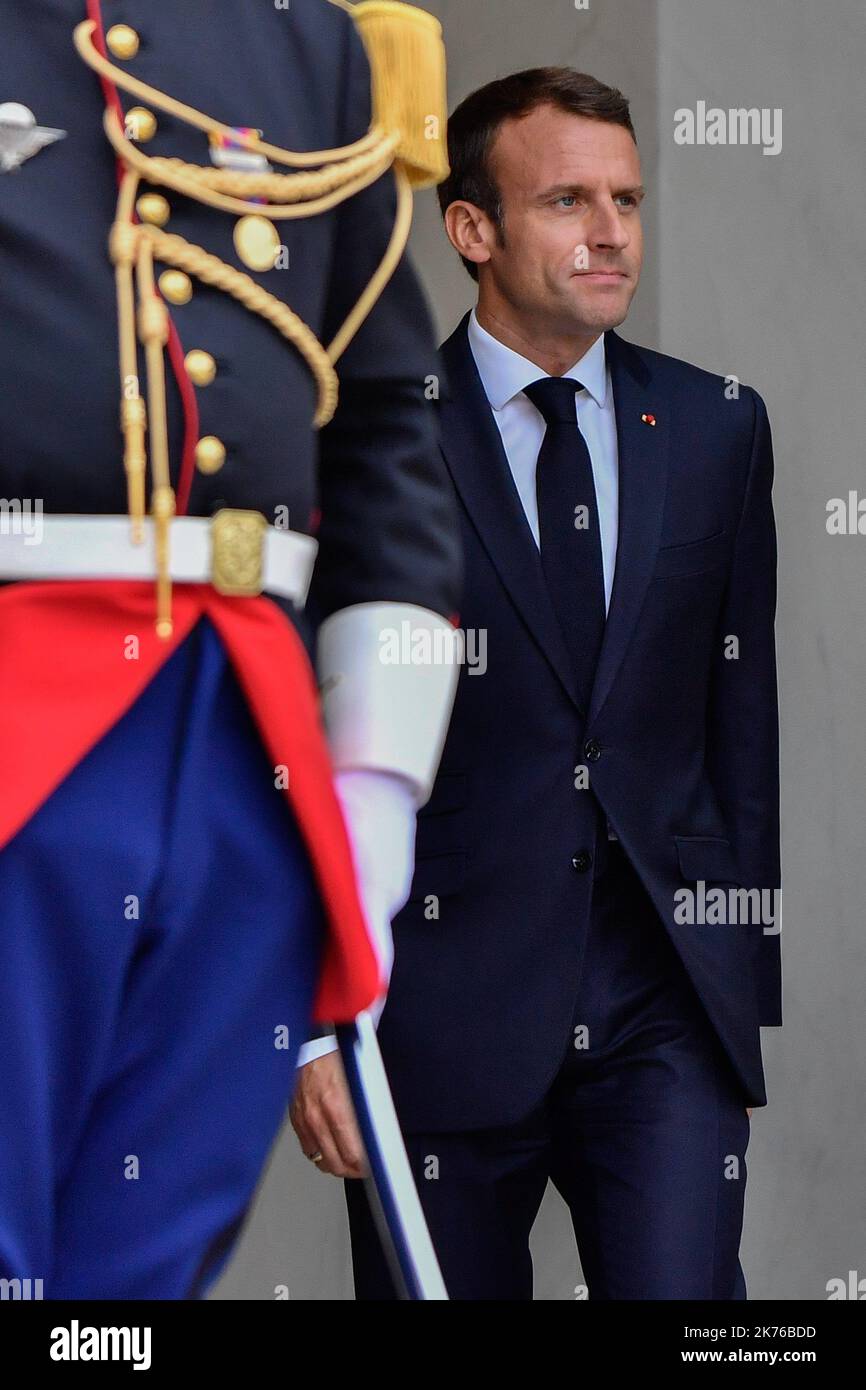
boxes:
[210,508,268,596]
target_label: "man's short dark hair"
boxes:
[438,67,636,281]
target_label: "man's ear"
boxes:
[443,200,494,273]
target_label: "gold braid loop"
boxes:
[141,226,339,427]
[103,108,399,219]
[142,140,399,204]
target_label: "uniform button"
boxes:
[185,350,218,387]
[136,193,170,227]
[233,214,280,272]
[106,24,140,60]
[126,107,157,142]
[158,270,192,305]
[195,436,226,475]
[584,738,602,762]
[571,851,593,873]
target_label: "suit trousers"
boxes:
[347,840,751,1300]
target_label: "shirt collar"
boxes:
[467,306,609,411]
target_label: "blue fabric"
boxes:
[0,618,324,1298]
[348,843,750,1300]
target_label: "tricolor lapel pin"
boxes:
[641,412,657,426]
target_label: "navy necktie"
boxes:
[524,376,606,712]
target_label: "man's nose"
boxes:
[588,200,631,250]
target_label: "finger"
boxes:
[289,1102,346,1176]
[289,1104,316,1159]
[297,1104,356,1178]
[319,1094,367,1177]
[331,1126,367,1179]
[309,1124,353,1178]
[318,1100,366,1178]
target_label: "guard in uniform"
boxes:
[0,0,460,1298]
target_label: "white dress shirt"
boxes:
[466,307,619,613]
[467,307,620,845]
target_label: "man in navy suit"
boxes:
[293,66,781,1300]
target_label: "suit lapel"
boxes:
[437,316,670,724]
[438,314,582,712]
[587,328,669,723]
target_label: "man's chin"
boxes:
[534,280,635,338]
[557,301,631,337]
[572,285,634,331]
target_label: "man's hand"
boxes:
[290,1050,367,1178]
[746,1108,753,1118]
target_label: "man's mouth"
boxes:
[574,270,628,281]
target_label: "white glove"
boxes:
[299,601,459,1069]
[295,766,417,1067]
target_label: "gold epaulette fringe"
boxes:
[351,1,450,189]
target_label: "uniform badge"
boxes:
[208,126,272,174]
[0,102,66,171]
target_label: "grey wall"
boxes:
[214,0,866,1300]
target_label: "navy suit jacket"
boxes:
[378,311,782,1133]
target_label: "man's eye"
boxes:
[555,195,577,208]
[616,195,638,208]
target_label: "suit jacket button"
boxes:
[572,851,592,873]
[584,738,602,762]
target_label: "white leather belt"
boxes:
[0,511,318,607]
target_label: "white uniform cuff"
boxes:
[296,1034,339,1067]
[317,602,459,806]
